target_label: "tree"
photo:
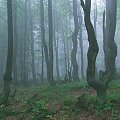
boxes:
[28,0,37,82]
[104,0,117,86]
[0,0,14,104]
[93,0,97,37]
[48,0,54,85]
[13,0,18,84]
[78,2,85,79]
[53,4,60,80]
[22,0,28,84]
[80,0,106,100]
[71,0,80,81]
[40,0,50,84]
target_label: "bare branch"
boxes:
[80,0,86,12]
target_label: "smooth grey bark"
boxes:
[23,0,28,84]
[99,10,108,82]
[105,0,117,86]
[41,38,44,84]
[93,0,97,37]
[93,0,99,78]
[71,0,80,81]
[28,0,37,82]
[19,14,24,82]
[40,0,48,83]
[79,28,85,79]
[0,49,5,85]
[40,0,52,85]
[78,5,85,79]
[48,0,54,85]
[61,29,68,81]
[1,0,14,104]
[53,7,60,80]
[54,36,60,80]
[103,10,106,67]
[13,0,18,84]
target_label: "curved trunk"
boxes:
[81,0,106,100]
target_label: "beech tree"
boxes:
[13,0,18,84]
[105,0,117,86]
[1,0,14,104]
[78,1,84,79]
[71,0,80,81]
[80,0,106,100]
[28,0,37,82]
[40,0,51,84]
[48,0,54,85]
[22,0,28,84]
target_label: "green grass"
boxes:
[0,80,120,120]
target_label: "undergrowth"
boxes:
[0,80,120,120]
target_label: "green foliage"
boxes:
[76,93,120,119]
[109,80,120,89]
[110,109,119,120]
[38,81,86,103]
[63,97,76,106]
[0,80,120,119]
[77,94,97,110]
[0,105,18,119]
[31,100,55,120]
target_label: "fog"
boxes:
[0,0,120,85]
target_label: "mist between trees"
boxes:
[0,0,120,119]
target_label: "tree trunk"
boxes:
[28,0,37,82]
[105,0,117,86]
[103,10,106,69]
[93,0,99,78]
[78,5,85,79]
[79,30,85,79]
[13,1,18,85]
[71,0,80,81]
[40,0,51,85]
[41,42,44,84]
[22,0,28,85]
[54,37,60,80]
[93,0,97,37]
[48,0,54,85]
[80,0,106,100]
[0,49,5,86]
[62,30,68,81]
[1,0,14,104]
[53,7,60,80]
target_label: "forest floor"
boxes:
[0,80,120,120]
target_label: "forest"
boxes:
[0,0,120,119]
